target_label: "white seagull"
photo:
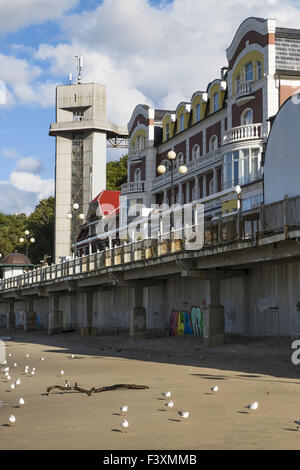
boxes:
[31,370,35,376]
[60,370,64,376]
[71,355,75,359]
[178,411,190,419]
[19,398,25,407]
[10,384,15,391]
[25,354,29,358]
[121,420,129,433]
[40,357,45,361]
[245,401,259,411]
[165,401,174,410]
[211,386,219,393]
[13,363,17,368]
[16,378,21,386]
[9,415,16,426]
[162,392,171,398]
[120,405,128,415]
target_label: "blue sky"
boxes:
[0,0,300,214]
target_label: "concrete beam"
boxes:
[182,269,247,280]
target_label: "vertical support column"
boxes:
[48,294,62,335]
[24,298,36,332]
[130,286,146,338]
[203,279,225,347]
[8,300,15,329]
[81,292,97,336]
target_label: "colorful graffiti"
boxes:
[170,306,203,336]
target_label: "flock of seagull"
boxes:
[0,349,285,436]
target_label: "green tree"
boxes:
[106,154,128,191]
[27,197,54,265]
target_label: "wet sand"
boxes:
[0,330,300,450]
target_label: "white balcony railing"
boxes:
[121,181,146,194]
[131,150,146,161]
[236,80,254,98]
[223,123,262,146]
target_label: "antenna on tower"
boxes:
[75,55,83,84]
[68,73,73,85]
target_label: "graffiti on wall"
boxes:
[170,305,204,336]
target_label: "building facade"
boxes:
[122,17,300,224]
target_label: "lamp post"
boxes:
[235,185,242,239]
[19,230,35,272]
[157,151,188,207]
[66,203,85,258]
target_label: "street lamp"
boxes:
[66,203,85,258]
[19,230,35,271]
[157,151,188,207]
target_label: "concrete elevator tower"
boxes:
[50,78,128,263]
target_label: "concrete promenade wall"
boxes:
[0,258,300,338]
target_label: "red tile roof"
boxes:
[91,190,120,216]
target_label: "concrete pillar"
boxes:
[130,287,146,338]
[81,292,97,336]
[8,300,15,329]
[48,294,63,335]
[24,298,36,332]
[203,279,225,347]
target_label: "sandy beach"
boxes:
[0,330,300,450]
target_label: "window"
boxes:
[242,109,253,125]
[250,148,261,180]
[175,153,184,169]
[165,123,170,141]
[73,111,84,121]
[224,148,261,189]
[209,178,214,196]
[196,104,201,122]
[179,114,185,132]
[192,145,200,160]
[213,92,219,112]
[257,61,262,80]
[134,168,142,182]
[209,135,218,152]
[245,62,253,82]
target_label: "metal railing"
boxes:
[1,196,300,291]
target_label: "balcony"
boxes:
[121,181,146,194]
[130,150,146,162]
[223,123,262,146]
[235,80,255,106]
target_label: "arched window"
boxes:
[209,178,215,196]
[161,159,171,173]
[192,145,200,160]
[165,123,170,141]
[174,153,184,169]
[213,92,219,112]
[209,135,218,152]
[241,108,253,126]
[134,168,142,182]
[256,61,262,80]
[245,62,253,82]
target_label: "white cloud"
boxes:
[31,0,300,125]
[0,0,79,34]
[2,148,20,160]
[15,157,42,174]
[10,171,54,201]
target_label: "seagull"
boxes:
[13,363,17,368]
[6,375,11,381]
[71,355,75,359]
[32,367,36,371]
[162,392,171,398]
[18,398,25,407]
[5,372,9,377]
[9,415,16,426]
[60,370,65,376]
[16,378,21,386]
[121,420,129,433]
[165,401,174,410]
[25,354,29,358]
[211,386,219,393]
[178,411,190,419]
[10,384,15,391]
[120,405,128,415]
[40,357,45,361]
[4,367,9,372]
[8,354,11,358]
[3,360,7,365]
[31,370,35,376]
[245,401,259,411]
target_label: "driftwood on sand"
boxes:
[46,382,150,397]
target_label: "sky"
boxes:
[1,0,300,214]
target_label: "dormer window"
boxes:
[165,123,170,140]
[213,93,219,113]
[196,104,201,122]
[179,114,185,132]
